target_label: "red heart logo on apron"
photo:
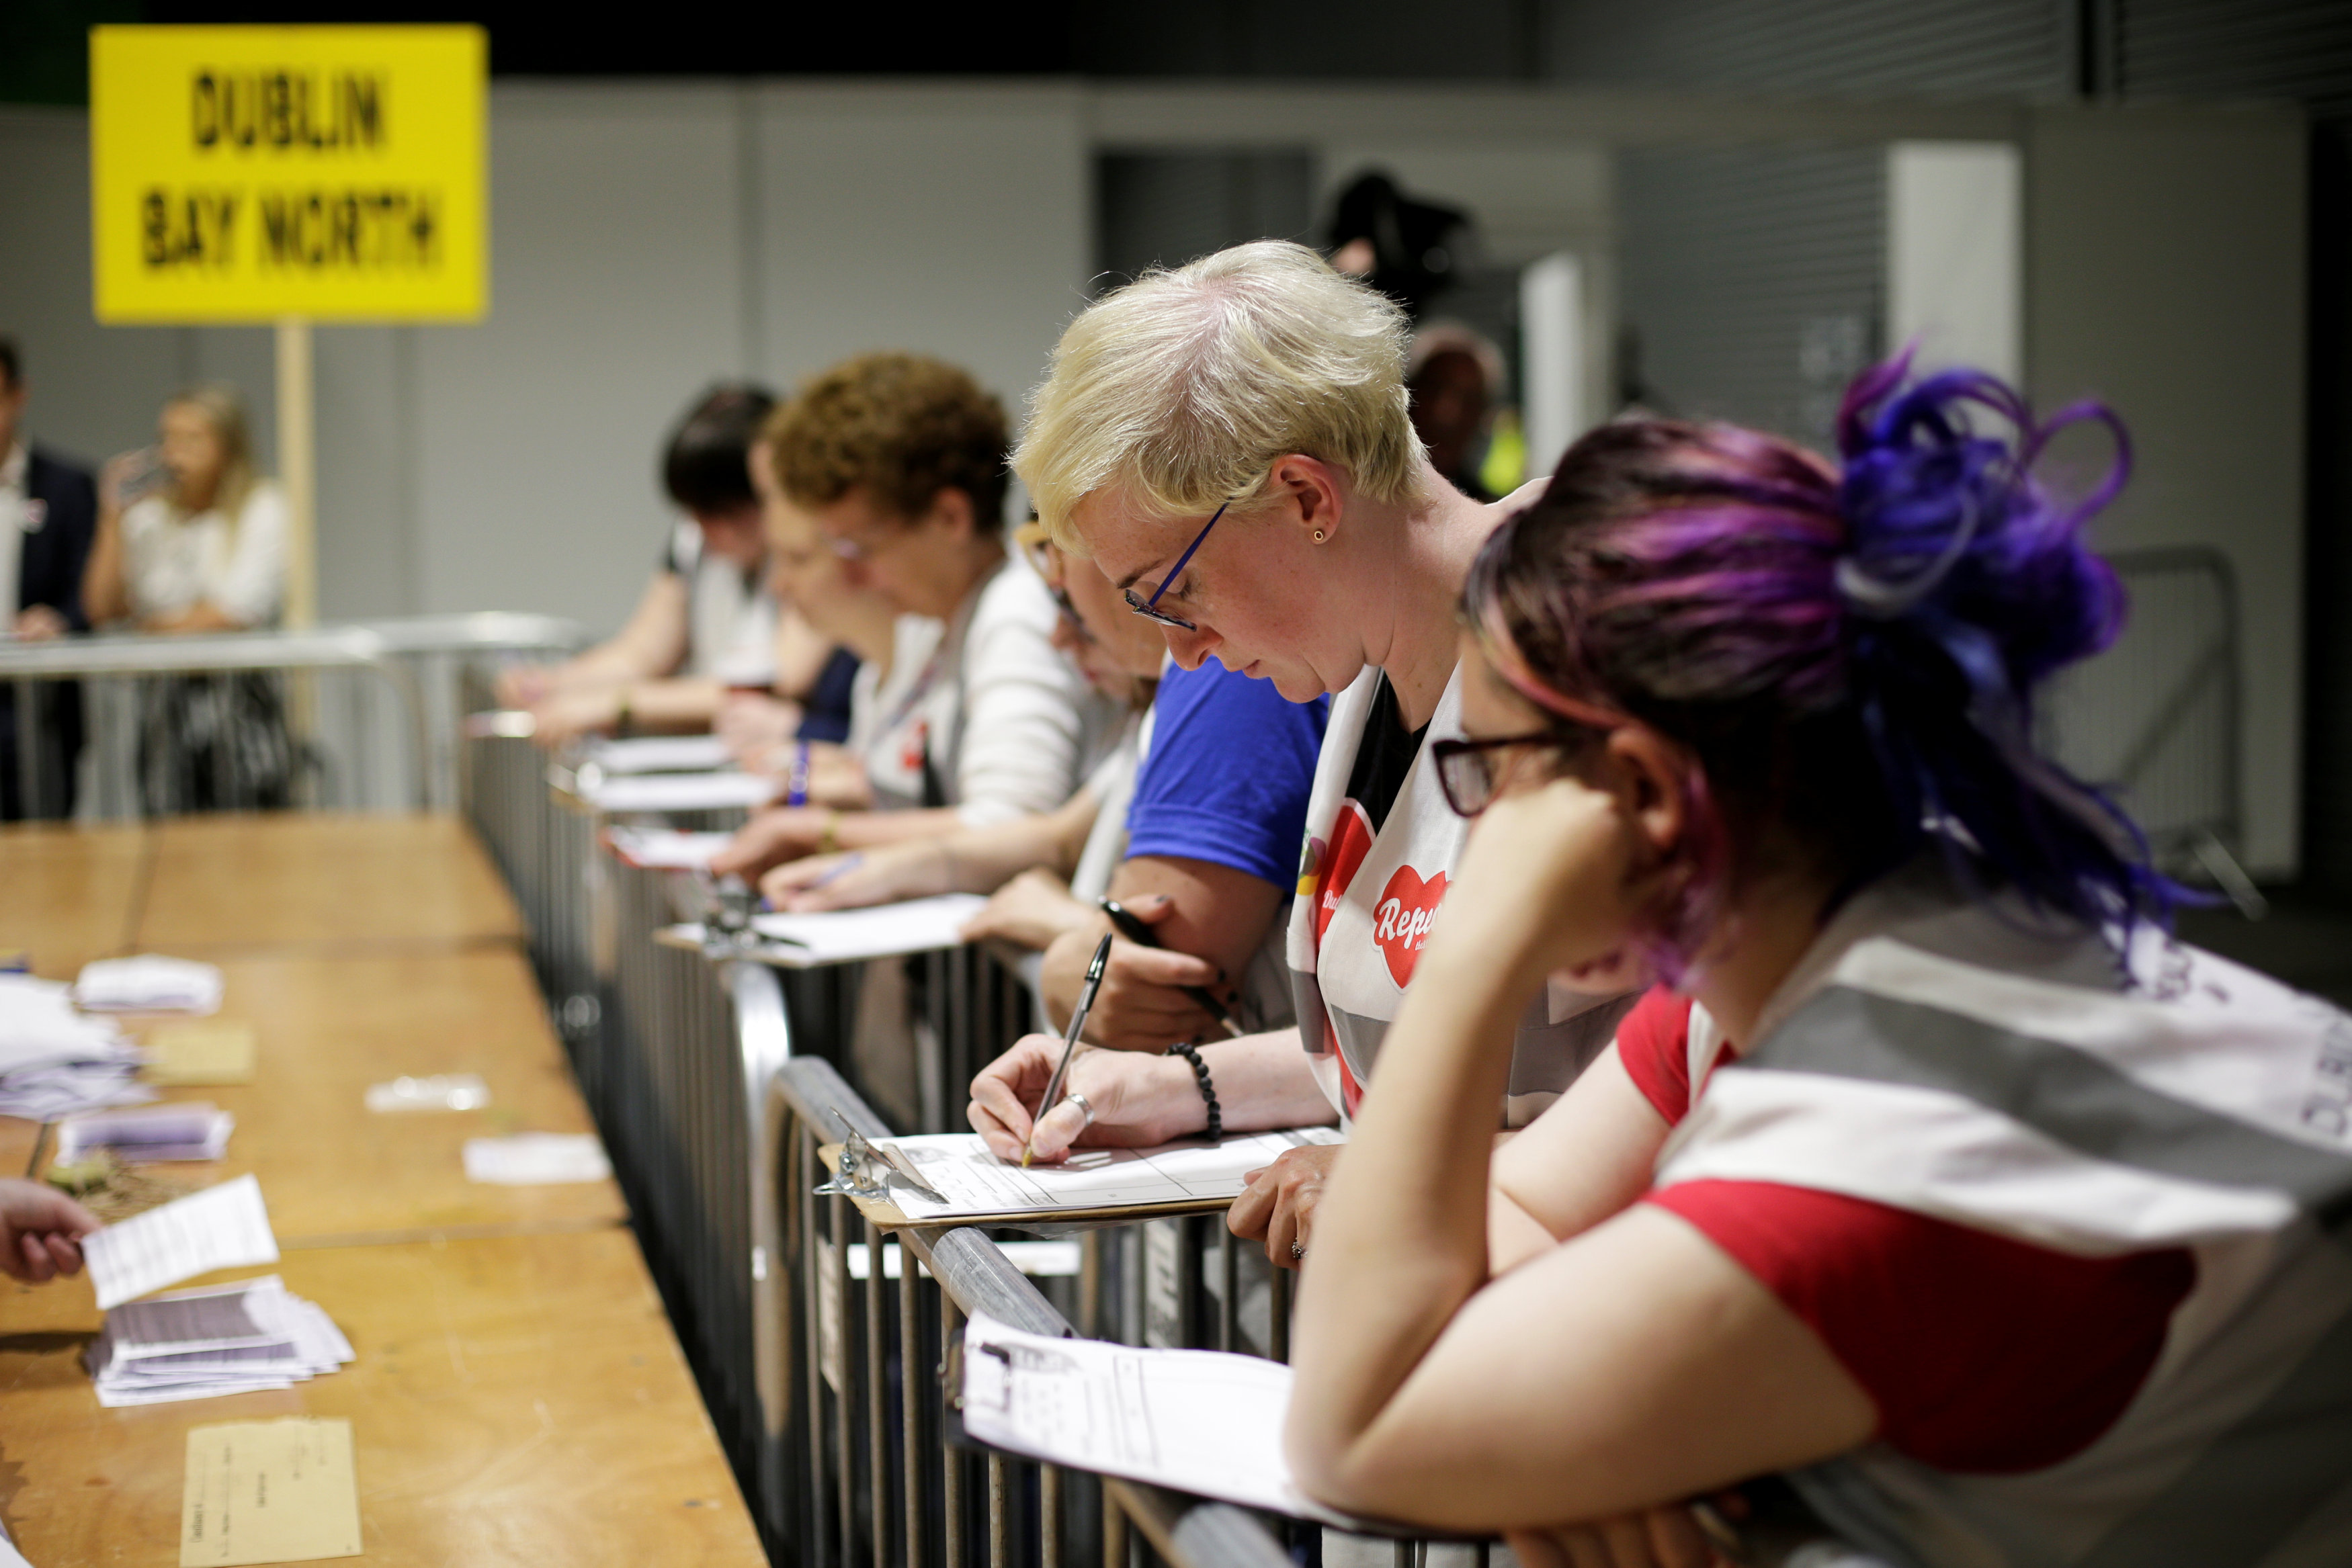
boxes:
[1372,864,1448,988]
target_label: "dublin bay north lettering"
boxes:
[191,69,384,152]
[139,186,439,271]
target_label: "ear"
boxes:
[1601,726,1689,865]
[1265,455,1347,545]
[927,485,977,541]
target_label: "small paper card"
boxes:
[462,1133,611,1185]
[145,1022,259,1086]
[180,1418,362,1566]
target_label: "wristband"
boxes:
[613,686,634,738]
[817,812,841,856]
[1167,1041,1221,1142]
[786,742,812,808]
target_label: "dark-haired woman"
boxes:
[501,383,840,746]
[1286,361,2352,1566]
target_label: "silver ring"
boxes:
[1290,1239,1306,1260]
[1062,1092,1095,1129]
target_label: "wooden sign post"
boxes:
[89,25,487,627]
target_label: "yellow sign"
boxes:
[91,26,486,322]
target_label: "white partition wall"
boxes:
[1888,141,2022,382]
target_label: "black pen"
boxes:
[1099,897,1245,1039]
[1025,933,1112,1168]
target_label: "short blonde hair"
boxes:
[1015,240,1421,552]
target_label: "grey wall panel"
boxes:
[0,107,181,474]
[2119,0,2352,110]
[1097,151,1317,288]
[752,84,1091,494]
[2027,105,2308,874]
[413,83,747,632]
[1617,144,1882,447]
[314,326,419,621]
[1544,0,2066,98]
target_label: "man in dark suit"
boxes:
[0,337,96,820]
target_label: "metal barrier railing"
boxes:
[455,715,1315,1564]
[0,613,584,821]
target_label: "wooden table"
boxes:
[107,949,626,1244]
[137,814,526,954]
[0,815,763,1565]
[0,1229,765,1566]
[0,821,147,980]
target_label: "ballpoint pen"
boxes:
[1023,932,1112,1168]
[1099,897,1245,1039]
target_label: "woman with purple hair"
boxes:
[1286,361,2352,1565]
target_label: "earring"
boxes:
[1312,529,1327,543]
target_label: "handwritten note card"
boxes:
[180,1418,362,1566]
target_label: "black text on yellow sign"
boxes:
[91,27,485,323]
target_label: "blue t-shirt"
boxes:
[1125,660,1330,889]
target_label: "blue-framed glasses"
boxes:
[1122,502,1229,632]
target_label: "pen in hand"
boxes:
[1024,932,1112,1169]
[1099,898,1246,1039]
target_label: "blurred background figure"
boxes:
[498,384,844,747]
[0,336,95,821]
[1325,170,1472,323]
[712,352,1115,879]
[83,384,300,813]
[83,383,285,636]
[1406,321,1509,503]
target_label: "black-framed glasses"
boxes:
[1431,732,1563,818]
[1123,502,1229,631]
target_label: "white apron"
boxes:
[1658,863,2352,1568]
[1286,666,1631,1127]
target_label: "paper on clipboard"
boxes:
[748,894,991,966]
[960,1311,1352,1526]
[844,1127,1343,1225]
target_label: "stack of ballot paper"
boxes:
[0,973,148,1121]
[87,1276,351,1407]
[59,1102,234,1163]
[75,955,224,1014]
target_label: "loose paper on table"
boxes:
[85,1174,280,1310]
[862,1127,1343,1223]
[961,1311,1352,1526]
[180,1418,363,1567]
[144,1021,259,1086]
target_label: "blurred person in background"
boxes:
[710,353,1114,879]
[0,337,96,820]
[1407,321,1507,503]
[83,384,286,635]
[84,384,303,812]
[723,404,912,810]
[499,384,846,747]
[761,516,1168,941]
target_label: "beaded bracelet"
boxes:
[1167,1041,1221,1142]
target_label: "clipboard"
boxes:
[816,1143,1247,1232]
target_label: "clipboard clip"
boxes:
[696,870,763,957]
[814,1115,948,1205]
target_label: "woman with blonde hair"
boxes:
[84,385,299,810]
[84,383,286,634]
